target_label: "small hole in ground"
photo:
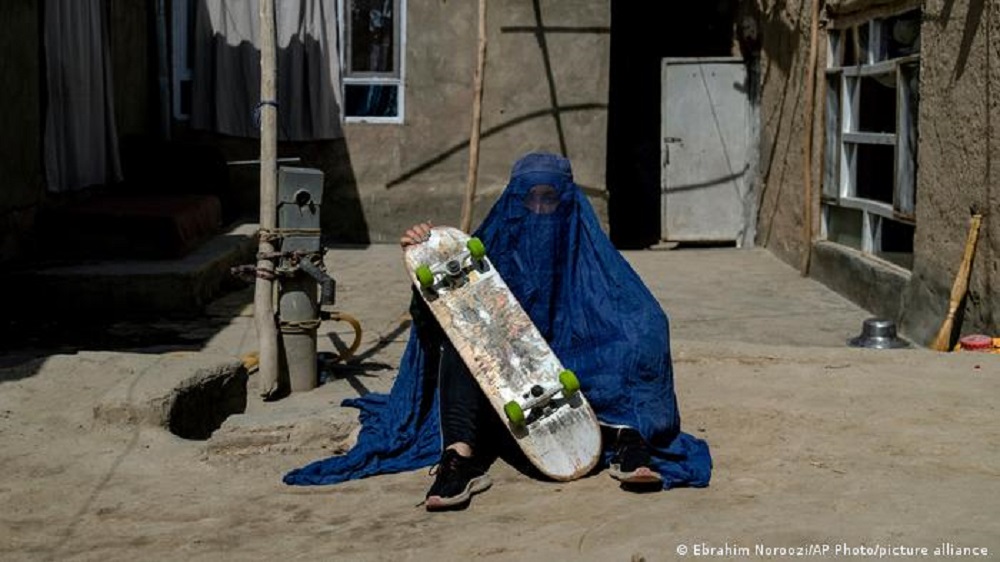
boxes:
[168,368,248,440]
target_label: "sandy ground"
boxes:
[1,246,998,561]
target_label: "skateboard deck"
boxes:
[404,226,601,481]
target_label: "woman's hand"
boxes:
[400,222,434,247]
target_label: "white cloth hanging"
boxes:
[43,0,122,193]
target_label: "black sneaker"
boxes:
[425,449,493,511]
[608,428,663,486]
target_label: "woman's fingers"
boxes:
[400,221,434,247]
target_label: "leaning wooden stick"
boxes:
[931,213,983,351]
[800,0,821,276]
[460,0,488,234]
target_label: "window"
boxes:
[339,0,406,122]
[822,10,920,269]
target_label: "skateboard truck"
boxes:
[415,237,491,298]
[504,370,581,430]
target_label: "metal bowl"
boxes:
[847,318,910,349]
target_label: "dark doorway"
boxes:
[606,1,740,248]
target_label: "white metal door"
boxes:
[661,58,752,246]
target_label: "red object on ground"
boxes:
[959,334,993,351]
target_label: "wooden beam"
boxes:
[255,0,280,399]
[461,0,488,234]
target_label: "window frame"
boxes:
[338,0,407,124]
[821,10,920,267]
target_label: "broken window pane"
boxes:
[345,84,399,118]
[855,143,895,204]
[858,74,897,133]
[876,217,914,269]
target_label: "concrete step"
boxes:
[7,222,258,321]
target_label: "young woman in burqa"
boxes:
[284,153,712,511]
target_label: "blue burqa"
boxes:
[285,153,712,489]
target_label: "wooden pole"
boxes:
[800,0,821,275]
[255,0,280,399]
[460,0,488,234]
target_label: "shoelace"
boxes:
[427,452,465,477]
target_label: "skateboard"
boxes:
[404,226,601,481]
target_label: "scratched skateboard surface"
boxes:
[404,226,601,481]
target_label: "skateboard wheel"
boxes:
[504,400,525,426]
[467,237,486,259]
[559,370,580,396]
[415,265,434,288]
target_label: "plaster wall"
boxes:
[338,0,611,242]
[756,0,1000,341]
[175,0,610,245]
[901,0,1000,342]
[753,0,812,266]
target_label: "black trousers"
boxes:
[437,340,508,455]
[411,291,548,471]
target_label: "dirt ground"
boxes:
[2,246,998,561]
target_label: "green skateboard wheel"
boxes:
[504,400,525,426]
[415,265,434,288]
[559,370,580,396]
[467,237,486,260]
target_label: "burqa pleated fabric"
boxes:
[284,153,712,489]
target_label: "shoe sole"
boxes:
[425,475,493,511]
[609,465,663,485]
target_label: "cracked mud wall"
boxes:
[755,0,999,341]
[901,0,999,343]
[751,0,813,266]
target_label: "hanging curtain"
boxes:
[43,0,122,193]
[191,0,344,140]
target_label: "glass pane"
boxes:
[858,74,897,133]
[855,143,895,204]
[345,84,398,118]
[876,217,914,269]
[826,205,863,250]
[349,0,397,74]
[884,10,921,59]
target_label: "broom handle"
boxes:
[931,214,983,351]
